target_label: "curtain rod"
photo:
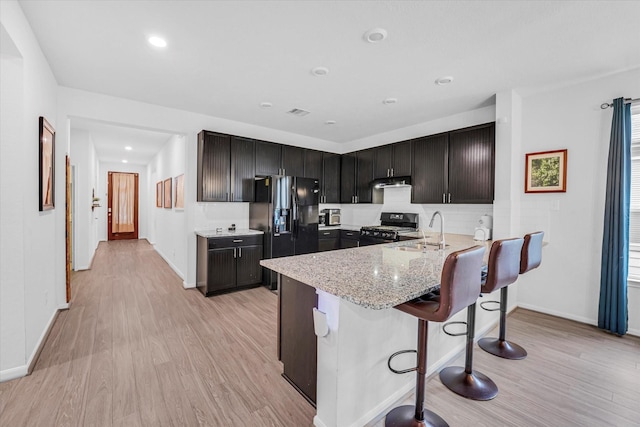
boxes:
[600,97,640,109]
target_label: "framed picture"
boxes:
[156,181,163,207]
[39,116,55,211]
[525,149,567,193]
[163,177,172,208]
[174,174,184,209]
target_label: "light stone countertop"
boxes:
[195,229,264,238]
[318,224,361,231]
[261,233,492,310]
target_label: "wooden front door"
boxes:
[108,171,139,240]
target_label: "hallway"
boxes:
[0,240,315,426]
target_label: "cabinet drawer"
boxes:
[318,229,340,239]
[340,230,359,240]
[208,234,262,249]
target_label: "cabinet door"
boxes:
[318,238,340,252]
[208,248,237,291]
[282,145,305,177]
[236,245,263,287]
[322,153,341,203]
[448,123,495,204]
[304,149,323,180]
[255,141,282,176]
[198,131,231,202]
[391,140,412,177]
[340,153,356,203]
[230,136,255,202]
[373,145,393,179]
[356,148,374,203]
[411,134,448,204]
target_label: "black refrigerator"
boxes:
[250,176,319,289]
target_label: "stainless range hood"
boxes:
[370,176,411,204]
[370,176,412,189]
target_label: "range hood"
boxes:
[370,176,412,189]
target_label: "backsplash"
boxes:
[339,186,493,235]
[194,202,250,231]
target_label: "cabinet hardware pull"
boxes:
[448,193,451,203]
[231,193,233,201]
[323,232,330,235]
[387,169,390,177]
[442,193,445,203]
[357,242,360,247]
[239,247,242,257]
[233,239,243,243]
[233,248,237,258]
[391,168,394,176]
[346,232,353,236]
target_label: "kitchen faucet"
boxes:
[429,211,445,250]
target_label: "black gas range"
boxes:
[359,212,419,246]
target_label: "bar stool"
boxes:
[477,238,525,358]
[385,245,485,427]
[477,233,542,359]
[439,238,523,400]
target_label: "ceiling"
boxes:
[71,118,175,165]
[19,1,640,146]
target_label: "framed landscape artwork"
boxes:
[156,181,163,207]
[39,116,55,211]
[163,177,172,208]
[174,174,184,209]
[525,149,567,193]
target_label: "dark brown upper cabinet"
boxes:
[411,123,495,204]
[303,149,323,180]
[197,131,255,202]
[373,140,412,179]
[255,140,282,176]
[281,145,305,177]
[341,149,374,204]
[322,153,341,203]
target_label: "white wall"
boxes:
[515,67,640,335]
[149,135,187,280]
[70,129,98,269]
[0,1,61,381]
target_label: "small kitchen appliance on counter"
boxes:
[473,214,493,241]
[360,212,419,246]
[322,208,341,226]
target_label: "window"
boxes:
[627,105,640,281]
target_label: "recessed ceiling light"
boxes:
[435,76,454,85]
[260,102,273,108]
[148,36,167,48]
[125,146,132,151]
[325,120,336,125]
[364,28,388,43]
[383,98,398,105]
[122,159,128,163]
[311,66,329,76]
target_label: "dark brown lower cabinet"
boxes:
[318,229,340,252]
[340,230,360,249]
[196,235,263,296]
[279,275,318,405]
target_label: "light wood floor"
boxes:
[1,240,640,427]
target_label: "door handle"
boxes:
[238,247,242,258]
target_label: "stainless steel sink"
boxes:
[395,242,449,252]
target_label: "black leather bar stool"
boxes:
[478,232,542,360]
[439,238,523,400]
[385,245,486,427]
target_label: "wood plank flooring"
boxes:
[1,239,640,426]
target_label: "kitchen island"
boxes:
[261,234,492,427]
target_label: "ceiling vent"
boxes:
[287,108,310,117]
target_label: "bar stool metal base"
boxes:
[439,367,498,401]
[385,405,448,427]
[478,338,527,360]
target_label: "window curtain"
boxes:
[112,172,135,233]
[598,97,632,336]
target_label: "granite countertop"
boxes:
[318,224,361,231]
[261,233,492,310]
[195,229,264,238]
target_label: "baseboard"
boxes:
[153,246,185,280]
[517,303,596,326]
[0,365,28,383]
[27,308,60,375]
[1,308,60,383]
[183,280,195,289]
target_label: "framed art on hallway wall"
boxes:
[163,177,172,208]
[174,174,184,209]
[156,181,163,207]
[39,116,55,211]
